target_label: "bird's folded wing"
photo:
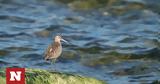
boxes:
[44,44,52,58]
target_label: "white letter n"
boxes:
[10,71,21,81]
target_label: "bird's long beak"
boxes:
[61,38,68,43]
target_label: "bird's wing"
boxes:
[44,42,60,60]
[44,44,52,58]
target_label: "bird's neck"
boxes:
[53,41,61,46]
[54,39,60,42]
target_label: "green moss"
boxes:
[68,0,99,10]
[0,68,106,84]
[0,69,6,84]
[0,76,5,84]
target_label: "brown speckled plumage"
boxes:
[44,35,67,62]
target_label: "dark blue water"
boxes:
[0,0,160,84]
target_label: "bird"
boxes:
[44,35,68,63]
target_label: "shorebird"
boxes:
[44,35,68,63]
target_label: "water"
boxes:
[0,0,160,84]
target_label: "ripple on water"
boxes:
[0,59,10,65]
[0,15,35,23]
[5,46,36,52]
[34,25,70,37]
[0,32,31,38]
[20,53,42,61]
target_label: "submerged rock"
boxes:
[0,49,10,56]
[151,80,160,84]
[68,0,99,10]
[0,68,106,84]
[82,49,160,67]
[112,64,151,75]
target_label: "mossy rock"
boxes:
[0,68,106,84]
[151,80,160,84]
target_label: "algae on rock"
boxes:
[0,68,106,84]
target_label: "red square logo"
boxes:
[6,68,25,84]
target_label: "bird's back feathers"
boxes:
[44,42,62,61]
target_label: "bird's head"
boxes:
[54,35,68,43]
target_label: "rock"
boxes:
[0,68,106,84]
[151,80,160,84]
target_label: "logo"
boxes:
[6,68,25,84]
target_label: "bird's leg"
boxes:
[49,59,54,71]
[50,59,57,71]
[51,59,56,64]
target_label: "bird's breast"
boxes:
[53,45,62,58]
